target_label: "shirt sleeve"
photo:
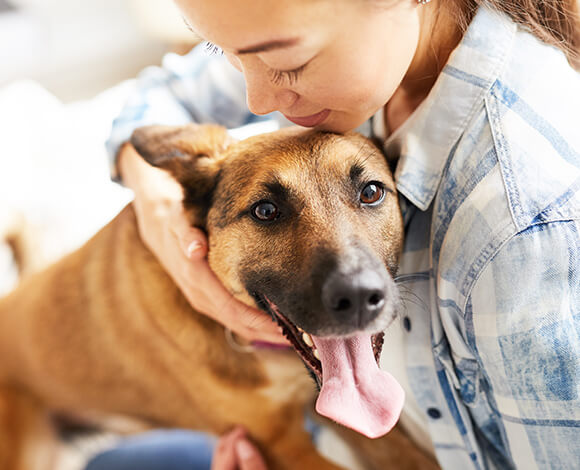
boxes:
[105,44,272,181]
[468,218,580,468]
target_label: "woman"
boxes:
[97,0,580,468]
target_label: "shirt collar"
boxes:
[379,6,516,211]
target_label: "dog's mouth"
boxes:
[258,295,385,386]
[255,293,404,439]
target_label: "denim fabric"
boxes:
[107,5,580,469]
[383,7,580,470]
[84,430,215,470]
[105,46,273,181]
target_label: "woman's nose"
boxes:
[243,65,299,115]
[246,86,298,116]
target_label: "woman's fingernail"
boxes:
[186,240,203,258]
[235,439,255,461]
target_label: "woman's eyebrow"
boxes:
[181,16,299,55]
[236,38,300,55]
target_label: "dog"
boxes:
[0,125,438,470]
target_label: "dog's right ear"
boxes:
[130,124,233,226]
[130,124,232,185]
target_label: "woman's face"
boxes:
[176,0,422,133]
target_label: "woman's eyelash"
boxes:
[180,17,223,56]
[198,38,305,85]
[203,41,223,56]
[269,64,306,86]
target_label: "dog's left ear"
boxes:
[130,124,234,227]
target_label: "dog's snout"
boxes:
[322,269,386,328]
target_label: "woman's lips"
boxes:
[284,109,330,127]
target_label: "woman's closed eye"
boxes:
[268,64,307,86]
[203,39,308,86]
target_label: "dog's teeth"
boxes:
[302,332,314,348]
[313,349,320,360]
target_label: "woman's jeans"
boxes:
[84,430,216,470]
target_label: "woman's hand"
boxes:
[118,143,287,345]
[212,427,268,470]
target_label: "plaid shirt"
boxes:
[107,6,580,469]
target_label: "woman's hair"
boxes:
[450,0,580,68]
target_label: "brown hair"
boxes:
[449,0,580,69]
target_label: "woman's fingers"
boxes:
[212,428,268,470]
[170,207,288,345]
[212,427,245,470]
[174,219,209,261]
[235,438,268,470]
[125,144,288,347]
[179,257,287,345]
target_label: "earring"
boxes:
[418,0,432,4]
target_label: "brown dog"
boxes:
[0,125,437,470]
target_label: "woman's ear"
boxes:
[130,124,234,227]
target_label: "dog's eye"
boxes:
[251,201,280,222]
[360,182,385,206]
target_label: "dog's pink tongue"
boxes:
[312,333,404,439]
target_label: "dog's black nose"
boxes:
[322,269,386,327]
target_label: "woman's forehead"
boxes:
[176,0,344,48]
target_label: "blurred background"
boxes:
[0,0,200,296]
[0,0,196,100]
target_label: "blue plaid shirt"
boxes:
[108,6,580,469]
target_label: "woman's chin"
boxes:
[314,114,367,134]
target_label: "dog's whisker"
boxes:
[396,286,430,315]
[352,141,367,162]
[360,149,380,166]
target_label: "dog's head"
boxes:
[131,124,405,438]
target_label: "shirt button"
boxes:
[427,407,442,419]
[403,316,411,332]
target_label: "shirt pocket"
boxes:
[433,337,482,407]
[433,336,513,466]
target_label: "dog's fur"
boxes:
[0,125,438,470]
